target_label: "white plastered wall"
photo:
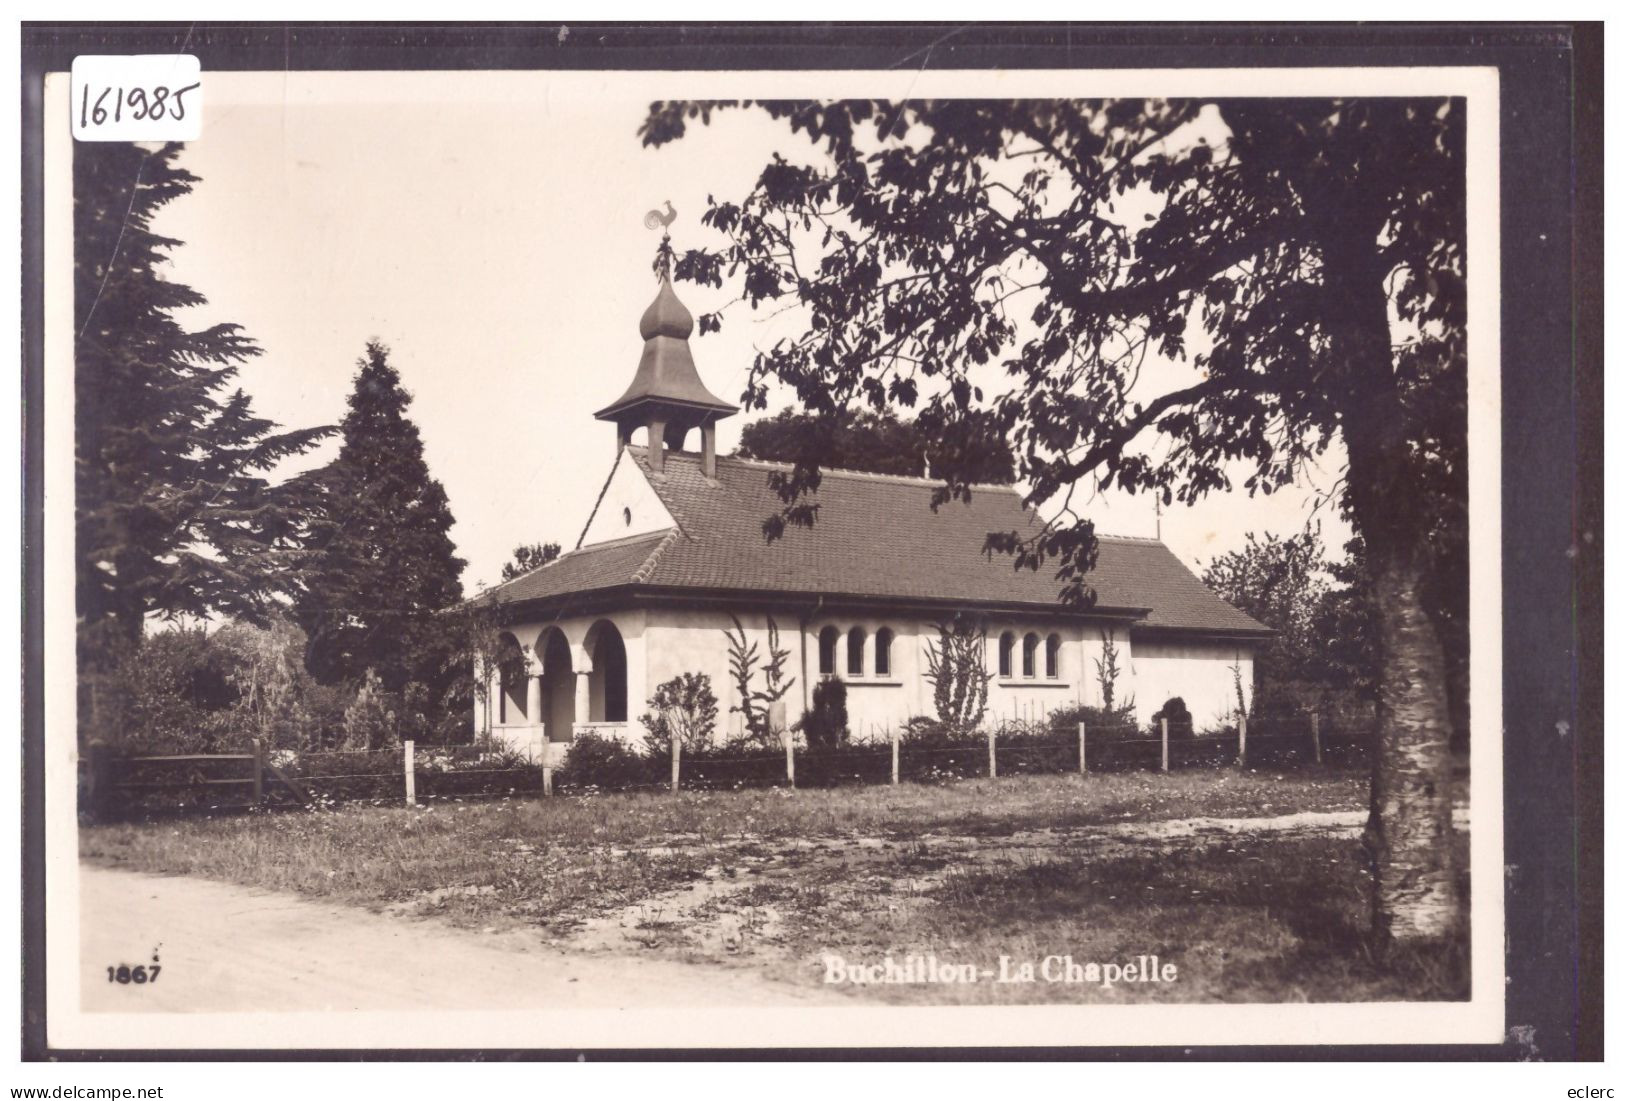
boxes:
[641,608,1166,745]
[481,606,1259,750]
[577,451,675,549]
[1126,636,1256,731]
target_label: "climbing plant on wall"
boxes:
[724,615,797,748]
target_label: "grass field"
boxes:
[80,766,1469,1004]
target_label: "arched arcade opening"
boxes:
[495,632,528,726]
[537,628,575,743]
[585,620,628,723]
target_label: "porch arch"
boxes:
[537,627,575,742]
[583,619,629,723]
[495,632,529,725]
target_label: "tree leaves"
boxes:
[500,542,561,583]
[736,407,1016,493]
[643,97,1465,611]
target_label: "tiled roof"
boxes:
[487,449,1268,636]
[489,530,672,604]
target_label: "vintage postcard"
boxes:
[36,49,1519,1054]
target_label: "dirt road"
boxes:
[80,806,1469,1013]
[79,864,839,1013]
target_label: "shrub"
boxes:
[341,669,400,751]
[215,617,325,752]
[640,672,719,757]
[558,731,649,789]
[900,715,948,745]
[298,681,352,749]
[107,628,239,754]
[397,681,437,745]
[1151,696,1194,737]
[993,716,1078,775]
[1047,703,1138,739]
[992,716,1048,740]
[895,715,983,782]
[903,713,997,747]
[804,678,849,748]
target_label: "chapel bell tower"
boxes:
[594,207,736,478]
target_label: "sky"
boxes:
[143,71,1350,593]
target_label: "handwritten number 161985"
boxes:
[79,81,199,128]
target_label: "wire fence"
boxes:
[81,741,552,819]
[80,711,1375,820]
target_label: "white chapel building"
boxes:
[479,276,1268,761]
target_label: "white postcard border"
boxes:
[43,62,1504,1050]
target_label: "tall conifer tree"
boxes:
[74,141,329,731]
[295,342,466,700]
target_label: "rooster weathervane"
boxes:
[644,199,677,233]
[645,200,677,281]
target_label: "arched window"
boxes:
[875,627,894,677]
[998,631,1015,678]
[1022,633,1039,678]
[818,626,839,677]
[847,626,867,677]
[1045,634,1061,679]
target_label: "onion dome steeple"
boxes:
[594,203,736,477]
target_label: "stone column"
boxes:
[621,613,649,746]
[574,670,592,735]
[526,667,543,731]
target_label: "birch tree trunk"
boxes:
[1323,222,1464,945]
[1362,543,1462,940]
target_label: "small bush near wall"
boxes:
[805,679,849,748]
[1150,696,1195,737]
[557,732,653,790]
[900,714,989,747]
[895,716,986,781]
[680,745,788,790]
[1047,703,1139,740]
[993,717,1079,775]
[901,715,950,745]
[639,672,719,757]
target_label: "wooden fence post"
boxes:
[542,761,553,797]
[403,740,416,807]
[784,731,796,789]
[1078,721,1087,775]
[1311,713,1323,764]
[1237,714,1247,768]
[891,725,900,785]
[987,727,997,779]
[252,738,265,801]
[1160,718,1170,773]
[670,732,681,795]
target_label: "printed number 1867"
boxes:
[106,964,160,984]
